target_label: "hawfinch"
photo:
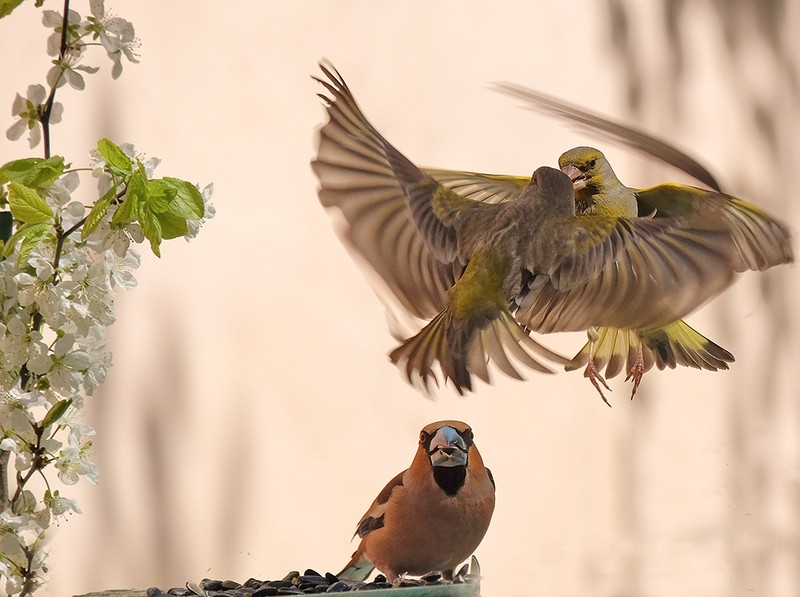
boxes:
[338,420,495,581]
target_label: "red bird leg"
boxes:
[625,339,646,399]
[582,330,611,407]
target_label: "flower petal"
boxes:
[63,68,85,90]
[26,84,46,104]
[89,0,105,18]
[28,124,42,148]
[50,102,64,124]
[42,10,63,27]
[6,119,27,141]
[11,92,26,115]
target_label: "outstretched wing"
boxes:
[636,183,793,271]
[517,215,745,333]
[312,64,456,319]
[493,83,723,192]
[313,63,478,319]
[424,169,529,204]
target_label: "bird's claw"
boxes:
[584,360,612,407]
[624,353,646,399]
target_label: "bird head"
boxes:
[419,421,484,498]
[558,146,616,193]
[420,421,472,468]
[522,166,576,216]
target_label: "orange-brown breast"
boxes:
[360,442,495,578]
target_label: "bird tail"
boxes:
[640,321,734,371]
[338,548,375,582]
[390,307,568,394]
[566,320,734,377]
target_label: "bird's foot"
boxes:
[624,353,646,398]
[584,360,612,407]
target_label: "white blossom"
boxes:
[86,0,140,78]
[5,84,62,148]
[42,9,82,57]
[1,6,212,590]
[55,433,98,485]
[47,171,81,211]
[0,315,49,371]
[105,246,140,289]
[45,491,82,517]
[0,437,18,452]
[14,271,69,330]
[0,511,46,549]
[185,182,216,240]
[46,47,99,91]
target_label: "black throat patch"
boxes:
[433,465,467,497]
[575,184,598,214]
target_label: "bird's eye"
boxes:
[589,158,597,169]
[419,431,428,445]
[463,429,474,445]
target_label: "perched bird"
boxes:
[312,63,793,399]
[338,421,495,582]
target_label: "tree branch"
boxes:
[40,0,71,159]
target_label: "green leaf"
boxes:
[111,169,146,227]
[96,138,133,176]
[137,200,162,257]
[42,399,73,428]
[18,222,52,266]
[8,182,54,224]
[161,177,204,219]
[81,186,116,240]
[0,156,66,188]
[2,221,51,263]
[145,179,176,214]
[158,212,188,240]
[0,0,25,19]
[0,211,11,243]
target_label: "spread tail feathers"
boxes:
[390,308,567,394]
[338,550,375,582]
[566,320,734,377]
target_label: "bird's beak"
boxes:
[561,164,587,191]
[427,426,469,468]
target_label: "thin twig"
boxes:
[19,548,36,596]
[10,426,45,505]
[0,450,9,507]
[40,0,72,159]
[5,3,71,594]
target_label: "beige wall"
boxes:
[2,2,799,596]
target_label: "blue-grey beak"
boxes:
[428,426,468,468]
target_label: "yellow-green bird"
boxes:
[485,85,741,395]
[560,147,732,397]
[312,64,569,391]
[312,63,793,399]
[430,147,793,400]
[428,147,770,400]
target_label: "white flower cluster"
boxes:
[0,171,140,593]
[1,2,214,592]
[0,141,214,592]
[6,0,139,148]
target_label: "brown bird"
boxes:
[312,63,793,399]
[338,421,495,582]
